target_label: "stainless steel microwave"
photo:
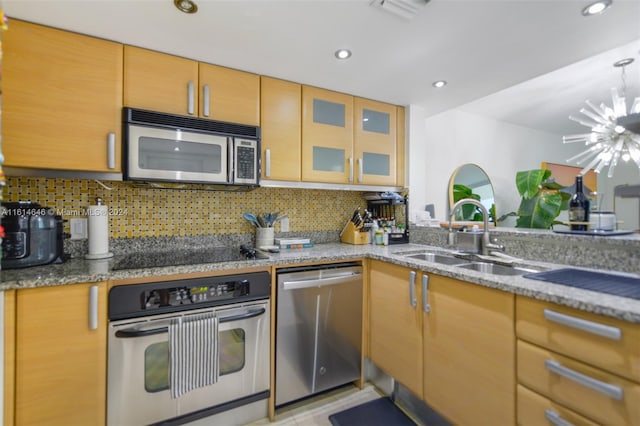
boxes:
[123,108,260,188]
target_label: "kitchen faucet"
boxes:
[448,199,505,255]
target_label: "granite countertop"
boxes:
[1,242,639,323]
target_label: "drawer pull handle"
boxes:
[545,359,623,400]
[543,309,621,340]
[409,271,417,308]
[422,274,430,313]
[544,409,574,426]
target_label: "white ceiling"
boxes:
[4,0,640,135]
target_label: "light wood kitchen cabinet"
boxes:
[2,20,123,173]
[516,296,640,425]
[353,98,397,186]
[516,296,640,382]
[368,260,423,398]
[422,275,515,426]
[302,85,355,184]
[518,340,640,425]
[199,63,260,125]
[124,46,259,125]
[124,46,198,117]
[301,86,404,186]
[260,77,302,181]
[14,282,108,426]
[517,384,598,426]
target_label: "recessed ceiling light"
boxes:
[174,0,198,14]
[334,49,352,60]
[432,80,447,88]
[581,0,612,16]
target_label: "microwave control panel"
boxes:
[234,139,258,183]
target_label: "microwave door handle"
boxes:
[115,326,168,338]
[228,137,235,183]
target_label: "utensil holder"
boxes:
[255,227,275,248]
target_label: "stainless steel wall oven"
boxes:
[107,271,270,426]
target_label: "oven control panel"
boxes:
[142,280,250,310]
[108,271,270,320]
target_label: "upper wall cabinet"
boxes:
[354,98,397,186]
[260,77,302,181]
[2,20,123,173]
[199,63,260,126]
[124,46,260,125]
[124,46,198,117]
[302,86,355,184]
[301,85,402,187]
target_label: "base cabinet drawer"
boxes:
[516,296,640,382]
[518,384,598,426]
[517,340,640,425]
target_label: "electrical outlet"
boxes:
[280,217,290,232]
[70,218,88,239]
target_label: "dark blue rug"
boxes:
[329,397,417,426]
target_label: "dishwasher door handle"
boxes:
[281,272,362,290]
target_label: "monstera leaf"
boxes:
[452,184,482,221]
[508,169,571,229]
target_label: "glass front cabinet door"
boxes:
[354,98,397,186]
[302,86,354,184]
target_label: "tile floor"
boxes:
[246,384,384,426]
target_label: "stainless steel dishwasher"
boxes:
[276,262,363,406]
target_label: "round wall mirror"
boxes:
[448,163,496,222]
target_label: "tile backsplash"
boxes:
[3,177,367,239]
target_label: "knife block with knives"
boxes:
[340,208,371,245]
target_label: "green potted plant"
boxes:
[452,183,497,224]
[505,169,571,229]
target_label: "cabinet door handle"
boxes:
[89,285,99,330]
[422,274,430,313]
[187,81,195,115]
[544,409,574,426]
[348,157,354,182]
[543,309,621,340]
[265,148,271,177]
[544,359,623,400]
[203,84,210,117]
[409,271,417,308]
[107,133,116,169]
[357,158,363,183]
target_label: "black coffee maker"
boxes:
[2,201,67,269]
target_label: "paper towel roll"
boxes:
[85,200,113,259]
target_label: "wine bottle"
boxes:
[569,175,590,231]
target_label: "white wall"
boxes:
[409,107,584,224]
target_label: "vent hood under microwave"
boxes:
[123,108,261,190]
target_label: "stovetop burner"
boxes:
[111,245,268,271]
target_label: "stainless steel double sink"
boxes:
[403,252,538,276]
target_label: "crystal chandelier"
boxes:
[563,58,640,178]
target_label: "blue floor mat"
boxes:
[329,397,417,426]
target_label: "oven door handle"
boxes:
[114,307,267,338]
[115,327,168,338]
[219,307,266,323]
